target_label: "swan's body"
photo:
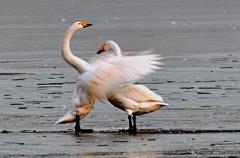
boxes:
[108,84,168,116]
[56,23,162,135]
[95,40,169,134]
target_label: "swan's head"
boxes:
[70,22,92,31]
[97,40,119,54]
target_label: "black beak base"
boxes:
[97,50,103,54]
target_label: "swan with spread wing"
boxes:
[55,22,162,135]
[94,40,169,134]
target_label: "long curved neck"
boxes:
[110,42,122,57]
[61,26,93,74]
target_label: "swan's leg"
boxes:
[128,115,133,131]
[119,115,133,133]
[131,114,137,134]
[75,115,93,134]
[75,115,81,135]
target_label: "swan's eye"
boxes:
[78,23,81,25]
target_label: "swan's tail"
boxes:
[55,111,75,124]
[157,102,169,107]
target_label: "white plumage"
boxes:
[56,23,163,135]
[94,40,169,134]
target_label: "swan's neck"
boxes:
[61,26,93,74]
[111,43,122,57]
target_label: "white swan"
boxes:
[56,23,162,135]
[95,40,169,134]
[55,22,95,135]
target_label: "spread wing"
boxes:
[83,53,163,101]
[89,48,158,67]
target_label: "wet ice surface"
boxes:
[1,52,240,132]
[1,0,240,157]
[1,133,240,157]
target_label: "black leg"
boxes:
[75,115,80,135]
[75,115,93,135]
[119,115,133,133]
[128,115,133,131]
[131,114,137,134]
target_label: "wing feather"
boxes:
[86,54,162,101]
[90,48,162,67]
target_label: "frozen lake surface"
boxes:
[1,0,240,157]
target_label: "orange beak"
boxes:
[81,23,92,28]
[97,45,105,54]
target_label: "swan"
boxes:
[95,40,169,134]
[55,22,95,135]
[56,23,162,135]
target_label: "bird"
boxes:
[95,40,169,134]
[56,23,162,135]
[55,22,95,135]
